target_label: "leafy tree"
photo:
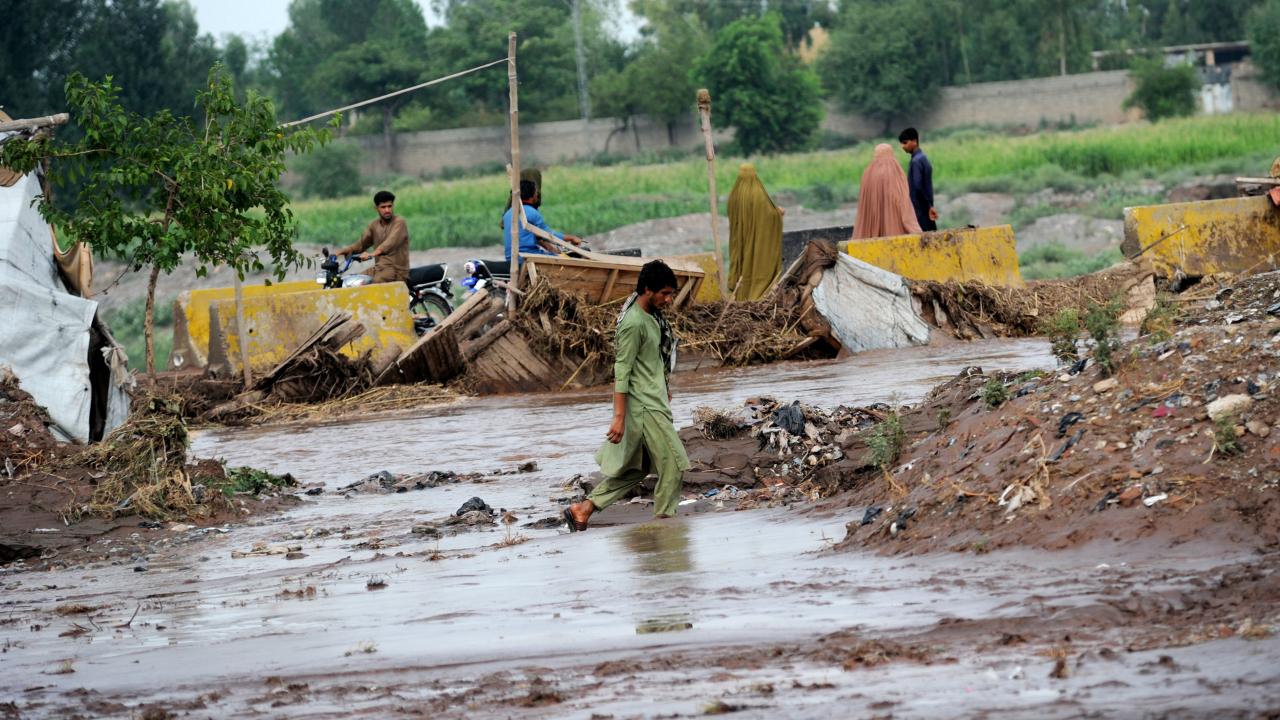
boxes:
[819,1,940,133]
[639,0,832,49]
[694,14,822,155]
[424,0,621,125]
[593,0,706,144]
[0,68,333,373]
[1123,57,1198,120]
[1247,0,1280,90]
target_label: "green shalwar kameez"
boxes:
[587,302,689,517]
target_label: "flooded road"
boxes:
[4,338,1279,718]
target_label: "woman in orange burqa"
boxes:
[852,143,923,239]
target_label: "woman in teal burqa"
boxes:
[564,260,690,531]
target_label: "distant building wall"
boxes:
[319,67,1276,182]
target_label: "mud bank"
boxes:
[836,271,1280,556]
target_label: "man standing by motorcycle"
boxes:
[336,190,410,284]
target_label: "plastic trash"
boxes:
[771,401,806,436]
[860,505,883,526]
[1057,412,1084,438]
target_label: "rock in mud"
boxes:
[455,497,493,516]
[1245,420,1271,438]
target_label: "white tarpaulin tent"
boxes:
[811,253,931,353]
[0,168,130,442]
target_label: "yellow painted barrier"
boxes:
[841,225,1024,287]
[1122,195,1280,278]
[666,252,724,303]
[203,283,418,376]
[169,280,318,370]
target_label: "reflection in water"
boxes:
[620,521,696,634]
[620,521,693,575]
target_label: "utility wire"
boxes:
[281,57,509,128]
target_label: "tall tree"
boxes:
[819,0,941,133]
[695,14,822,155]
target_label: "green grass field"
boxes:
[291,113,1280,251]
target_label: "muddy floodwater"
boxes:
[4,338,1279,718]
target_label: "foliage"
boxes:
[219,466,298,496]
[1140,293,1180,342]
[1212,416,1243,457]
[1247,0,1280,91]
[1019,242,1124,280]
[982,378,1009,409]
[1,68,332,371]
[694,14,823,155]
[1124,58,1198,121]
[868,412,906,473]
[819,0,939,130]
[294,141,363,199]
[1083,298,1124,376]
[592,3,706,131]
[1040,309,1081,364]
[418,0,624,126]
[104,299,174,370]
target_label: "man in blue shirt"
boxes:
[899,127,938,232]
[502,179,581,262]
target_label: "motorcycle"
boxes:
[461,258,512,295]
[318,248,455,336]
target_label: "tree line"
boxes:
[5,0,1280,157]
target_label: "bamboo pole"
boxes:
[696,89,727,301]
[234,272,253,387]
[507,31,522,315]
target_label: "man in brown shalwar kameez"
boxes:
[337,189,410,284]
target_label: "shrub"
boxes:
[1124,58,1198,121]
[293,141,362,199]
[1040,308,1081,364]
[1084,298,1125,376]
[982,378,1009,409]
[868,412,905,472]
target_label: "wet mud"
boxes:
[3,337,1279,718]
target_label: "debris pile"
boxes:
[911,258,1157,339]
[207,313,376,423]
[681,396,886,506]
[501,278,823,390]
[833,269,1280,554]
[0,367,64,476]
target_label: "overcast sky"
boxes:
[191,0,636,42]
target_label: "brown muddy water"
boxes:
[3,339,1278,718]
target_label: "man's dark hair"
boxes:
[898,127,919,143]
[519,179,537,202]
[373,190,396,205]
[637,259,678,294]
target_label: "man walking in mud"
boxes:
[337,190,410,283]
[564,260,689,531]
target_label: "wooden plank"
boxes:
[600,268,619,303]
[460,319,513,363]
[672,276,695,307]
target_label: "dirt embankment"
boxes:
[0,382,300,571]
[686,271,1280,556]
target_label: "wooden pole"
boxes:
[234,272,253,388]
[507,31,522,315]
[697,89,727,301]
[0,113,69,133]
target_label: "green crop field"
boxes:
[291,113,1280,251]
